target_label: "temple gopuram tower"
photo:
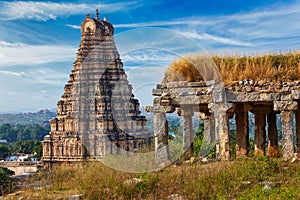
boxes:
[42,10,151,166]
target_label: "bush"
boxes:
[0,166,15,195]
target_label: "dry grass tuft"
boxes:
[164,58,204,82]
[164,53,300,85]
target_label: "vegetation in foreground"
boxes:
[0,167,15,196]
[5,157,300,199]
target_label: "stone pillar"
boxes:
[235,104,249,157]
[154,111,169,164]
[197,112,215,157]
[254,112,266,156]
[295,109,300,154]
[281,111,295,158]
[145,105,175,165]
[267,112,279,157]
[199,112,214,145]
[180,107,194,158]
[274,101,297,159]
[204,118,213,143]
[209,103,232,161]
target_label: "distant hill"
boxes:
[0,109,56,125]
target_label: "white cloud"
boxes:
[66,24,81,29]
[0,1,143,21]
[0,41,75,66]
[27,68,68,86]
[182,31,253,47]
[114,19,210,28]
[225,3,300,23]
[0,70,26,77]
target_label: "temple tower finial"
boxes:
[96,8,99,20]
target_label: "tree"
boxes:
[13,140,42,159]
[33,141,42,159]
[0,144,11,159]
[0,123,50,142]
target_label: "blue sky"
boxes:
[0,0,300,112]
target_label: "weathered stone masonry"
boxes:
[42,12,152,167]
[146,81,300,161]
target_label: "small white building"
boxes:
[7,154,37,162]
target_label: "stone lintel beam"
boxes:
[209,102,233,161]
[176,95,211,105]
[235,104,249,157]
[295,109,300,154]
[281,110,295,159]
[153,112,169,164]
[274,101,298,111]
[254,111,266,156]
[144,105,175,113]
[267,112,279,157]
[226,92,281,102]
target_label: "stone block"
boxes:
[274,101,298,111]
[292,90,300,100]
[212,87,226,103]
[281,94,293,101]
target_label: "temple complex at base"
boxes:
[42,10,152,167]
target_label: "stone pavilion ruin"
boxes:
[146,75,300,162]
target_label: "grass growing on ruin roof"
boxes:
[165,52,300,85]
[12,158,300,199]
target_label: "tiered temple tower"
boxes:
[42,11,151,166]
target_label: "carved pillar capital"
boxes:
[198,112,211,120]
[177,106,194,116]
[208,102,233,114]
[145,105,175,113]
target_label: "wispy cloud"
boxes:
[67,18,210,30]
[0,70,26,77]
[182,31,253,47]
[114,19,211,28]
[66,24,81,29]
[225,3,300,23]
[0,41,75,66]
[0,1,143,21]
